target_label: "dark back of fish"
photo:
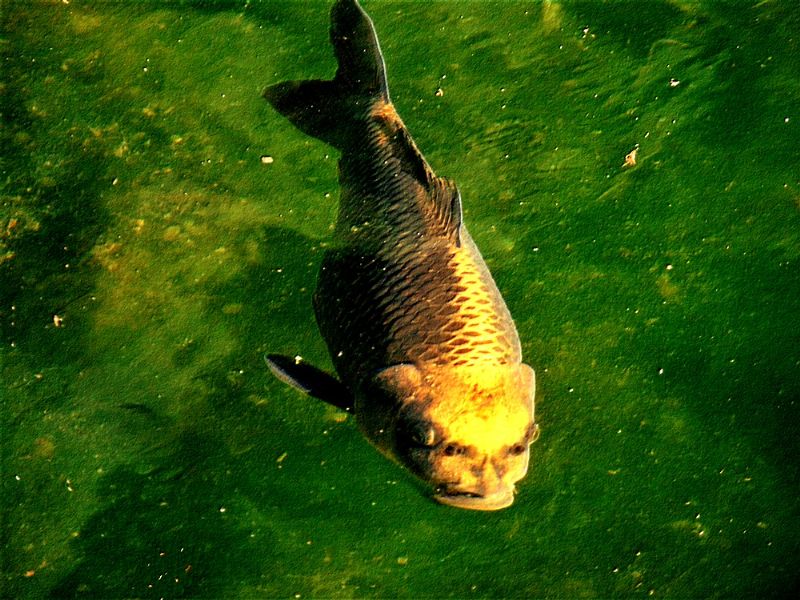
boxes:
[265,0,521,393]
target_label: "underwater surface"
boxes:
[2,0,799,597]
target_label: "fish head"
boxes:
[358,362,537,510]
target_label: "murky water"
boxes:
[3,1,799,597]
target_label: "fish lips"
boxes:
[433,485,516,511]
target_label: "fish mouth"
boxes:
[433,486,515,511]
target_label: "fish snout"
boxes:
[433,459,516,511]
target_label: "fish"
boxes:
[263,0,538,511]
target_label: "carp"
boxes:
[264,0,538,510]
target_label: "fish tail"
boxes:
[263,0,388,150]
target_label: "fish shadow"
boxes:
[47,224,349,596]
[49,432,268,598]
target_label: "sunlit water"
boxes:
[3,1,799,597]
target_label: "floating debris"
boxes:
[623,145,639,168]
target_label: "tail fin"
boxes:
[263,0,389,149]
[330,0,388,101]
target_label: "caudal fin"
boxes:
[263,0,389,149]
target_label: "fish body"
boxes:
[264,0,538,510]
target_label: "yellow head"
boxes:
[357,361,538,510]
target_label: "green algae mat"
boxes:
[3,1,799,597]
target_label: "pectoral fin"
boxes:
[265,354,354,412]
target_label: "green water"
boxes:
[2,1,799,597]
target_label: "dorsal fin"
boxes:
[366,108,462,245]
[428,176,463,246]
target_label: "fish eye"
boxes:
[400,419,438,448]
[415,426,437,447]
